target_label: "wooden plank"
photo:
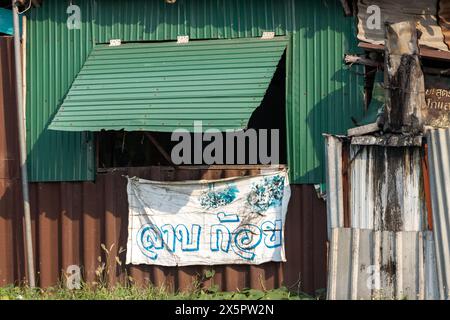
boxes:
[344,54,382,68]
[144,132,172,164]
[347,122,380,137]
[97,164,286,173]
[353,229,373,300]
[359,41,450,62]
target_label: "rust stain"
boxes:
[342,142,351,228]
[421,144,433,230]
[0,36,20,181]
[380,258,397,288]
[372,146,404,232]
[0,169,328,294]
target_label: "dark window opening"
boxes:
[97,52,287,168]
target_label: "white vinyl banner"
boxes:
[126,170,290,266]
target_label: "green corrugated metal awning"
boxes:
[48,37,288,132]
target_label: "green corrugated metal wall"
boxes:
[49,37,288,131]
[26,0,364,183]
[286,2,363,183]
[27,0,96,181]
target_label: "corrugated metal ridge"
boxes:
[349,144,427,232]
[327,228,438,300]
[48,37,288,132]
[427,128,450,300]
[27,0,364,183]
[325,135,428,234]
[324,135,344,239]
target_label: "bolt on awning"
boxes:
[48,37,288,132]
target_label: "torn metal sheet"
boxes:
[327,228,439,300]
[325,135,429,232]
[357,0,448,52]
[427,128,450,299]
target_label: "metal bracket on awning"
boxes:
[261,31,275,40]
[177,35,189,44]
[109,39,122,46]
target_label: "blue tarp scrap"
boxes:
[0,7,22,36]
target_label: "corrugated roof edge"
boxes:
[427,127,450,300]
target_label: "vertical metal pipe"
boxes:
[12,0,36,288]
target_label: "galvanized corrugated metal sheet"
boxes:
[27,0,364,183]
[0,167,327,293]
[349,144,427,231]
[427,128,450,300]
[327,228,438,300]
[324,135,348,238]
[325,135,429,233]
[357,0,449,51]
[49,37,288,132]
[324,135,344,239]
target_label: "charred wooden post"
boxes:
[384,21,426,133]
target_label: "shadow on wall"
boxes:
[305,67,365,181]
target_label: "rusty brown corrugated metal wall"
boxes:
[0,36,26,287]
[0,36,327,294]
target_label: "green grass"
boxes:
[0,246,318,300]
[0,285,314,300]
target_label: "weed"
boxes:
[0,243,316,300]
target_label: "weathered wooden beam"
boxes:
[423,66,450,76]
[344,54,383,68]
[144,132,173,164]
[359,41,450,62]
[97,164,287,173]
[347,122,380,137]
[383,21,425,133]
